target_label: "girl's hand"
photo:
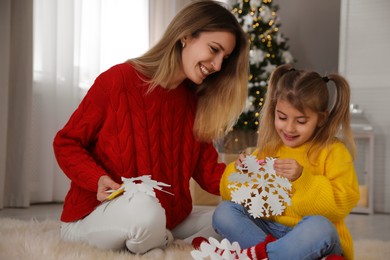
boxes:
[97,175,121,202]
[273,158,303,182]
[234,153,246,168]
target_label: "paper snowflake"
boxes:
[107,175,173,201]
[228,156,292,218]
[191,237,249,260]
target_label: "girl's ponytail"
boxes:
[325,74,356,158]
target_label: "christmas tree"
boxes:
[228,0,294,131]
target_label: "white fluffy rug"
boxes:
[0,218,193,260]
[0,218,388,259]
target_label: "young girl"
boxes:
[194,64,359,260]
[53,0,249,254]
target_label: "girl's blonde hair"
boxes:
[130,0,249,142]
[258,64,356,160]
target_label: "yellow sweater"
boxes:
[220,141,360,260]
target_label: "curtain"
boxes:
[30,0,80,204]
[30,0,149,204]
[0,0,11,209]
[0,0,33,208]
[0,0,189,208]
[0,0,8,208]
[149,0,191,46]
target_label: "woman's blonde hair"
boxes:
[130,0,249,142]
[258,64,356,160]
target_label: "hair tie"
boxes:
[323,76,330,83]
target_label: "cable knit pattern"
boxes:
[53,63,225,229]
[220,141,359,260]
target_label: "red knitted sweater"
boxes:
[53,63,225,229]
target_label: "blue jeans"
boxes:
[212,201,343,260]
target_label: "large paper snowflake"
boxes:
[106,175,173,201]
[191,237,249,260]
[228,156,292,218]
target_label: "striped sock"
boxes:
[241,234,276,259]
[192,234,276,260]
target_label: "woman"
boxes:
[53,0,249,254]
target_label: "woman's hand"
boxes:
[97,175,121,202]
[234,153,246,168]
[273,158,303,182]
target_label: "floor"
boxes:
[0,203,390,241]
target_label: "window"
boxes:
[34,0,149,91]
[77,0,149,89]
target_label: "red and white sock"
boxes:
[192,234,276,260]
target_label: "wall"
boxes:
[274,0,341,75]
[339,0,390,213]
